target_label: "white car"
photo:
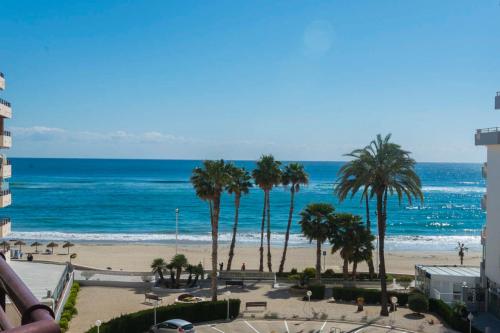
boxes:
[149,319,196,333]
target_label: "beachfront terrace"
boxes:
[0,73,4,91]
[475,127,500,146]
[0,98,11,119]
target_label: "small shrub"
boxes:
[408,294,429,314]
[323,269,335,278]
[302,267,316,279]
[290,268,298,274]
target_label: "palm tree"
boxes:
[191,160,231,301]
[226,165,252,271]
[335,155,376,278]
[348,223,374,280]
[336,134,422,316]
[279,163,309,273]
[299,203,335,281]
[170,254,188,287]
[151,258,166,282]
[252,155,282,272]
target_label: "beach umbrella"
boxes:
[30,242,42,253]
[46,242,58,254]
[14,240,26,252]
[0,241,9,252]
[62,242,75,255]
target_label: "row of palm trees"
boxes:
[191,134,423,313]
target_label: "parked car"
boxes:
[149,319,195,333]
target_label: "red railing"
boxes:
[0,252,60,332]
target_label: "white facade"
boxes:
[0,70,11,238]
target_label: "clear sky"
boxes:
[1,0,499,162]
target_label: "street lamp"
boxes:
[224,290,231,320]
[175,208,179,255]
[95,320,102,333]
[467,312,474,333]
[306,290,312,318]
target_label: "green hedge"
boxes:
[331,287,410,305]
[59,282,80,332]
[85,299,241,333]
[309,284,325,300]
[429,299,481,333]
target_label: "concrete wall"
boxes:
[486,145,500,286]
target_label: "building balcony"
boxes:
[0,161,11,179]
[496,92,500,110]
[475,128,500,146]
[481,194,487,210]
[0,131,11,149]
[0,218,11,238]
[0,72,4,91]
[482,162,487,179]
[0,98,11,119]
[0,190,11,208]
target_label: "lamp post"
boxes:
[175,208,179,255]
[306,290,312,318]
[224,290,231,320]
[322,251,326,272]
[95,320,102,333]
[467,312,474,333]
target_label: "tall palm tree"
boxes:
[335,155,376,278]
[191,160,231,301]
[252,155,282,272]
[299,203,335,281]
[279,163,309,273]
[336,134,422,316]
[226,165,252,271]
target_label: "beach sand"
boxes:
[31,242,480,274]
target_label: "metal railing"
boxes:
[477,127,500,134]
[0,131,11,138]
[0,99,11,108]
[0,218,10,226]
[0,252,60,332]
[0,190,11,196]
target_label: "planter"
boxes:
[288,286,307,297]
[175,293,206,304]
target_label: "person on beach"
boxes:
[241,263,246,271]
[458,242,467,265]
[219,262,224,271]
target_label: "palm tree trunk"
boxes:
[227,194,240,271]
[378,190,389,316]
[210,197,221,302]
[259,192,266,272]
[316,239,321,281]
[266,189,272,272]
[365,194,375,279]
[279,188,295,273]
[343,258,349,279]
[176,268,182,288]
[352,261,358,281]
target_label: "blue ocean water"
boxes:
[3,158,485,251]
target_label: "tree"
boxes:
[170,254,188,288]
[191,160,231,301]
[335,154,376,278]
[279,163,309,273]
[226,165,252,271]
[336,134,423,316]
[299,203,335,281]
[330,213,361,279]
[151,258,166,282]
[252,155,282,272]
[345,220,374,280]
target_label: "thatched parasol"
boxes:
[46,242,58,254]
[30,241,43,253]
[14,240,26,252]
[62,241,75,255]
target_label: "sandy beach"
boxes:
[30,242,481,275]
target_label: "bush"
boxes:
[85,299,241,333]
[302,267,316,279]
[323,269,335,278]
[408,294,428,314]
[429,299,481,333]
[331,287,411,305]
[308,284,325,300]
[59,282,80,332]
[290,268,298,274]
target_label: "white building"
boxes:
[475,91,500,318]
[0,71,11,238]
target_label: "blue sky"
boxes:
[1,0,499,162]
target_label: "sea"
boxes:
[3,158,485,252]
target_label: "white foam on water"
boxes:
[7,231,481,251]
[422,186,486,194]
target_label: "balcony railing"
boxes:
[0,253,60,332]
[0,99,10,108]
[0,218,10,226]
[496,91,500,110]
[0,131,11,138]
[475,128,500,146]
[0,190,10,196]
